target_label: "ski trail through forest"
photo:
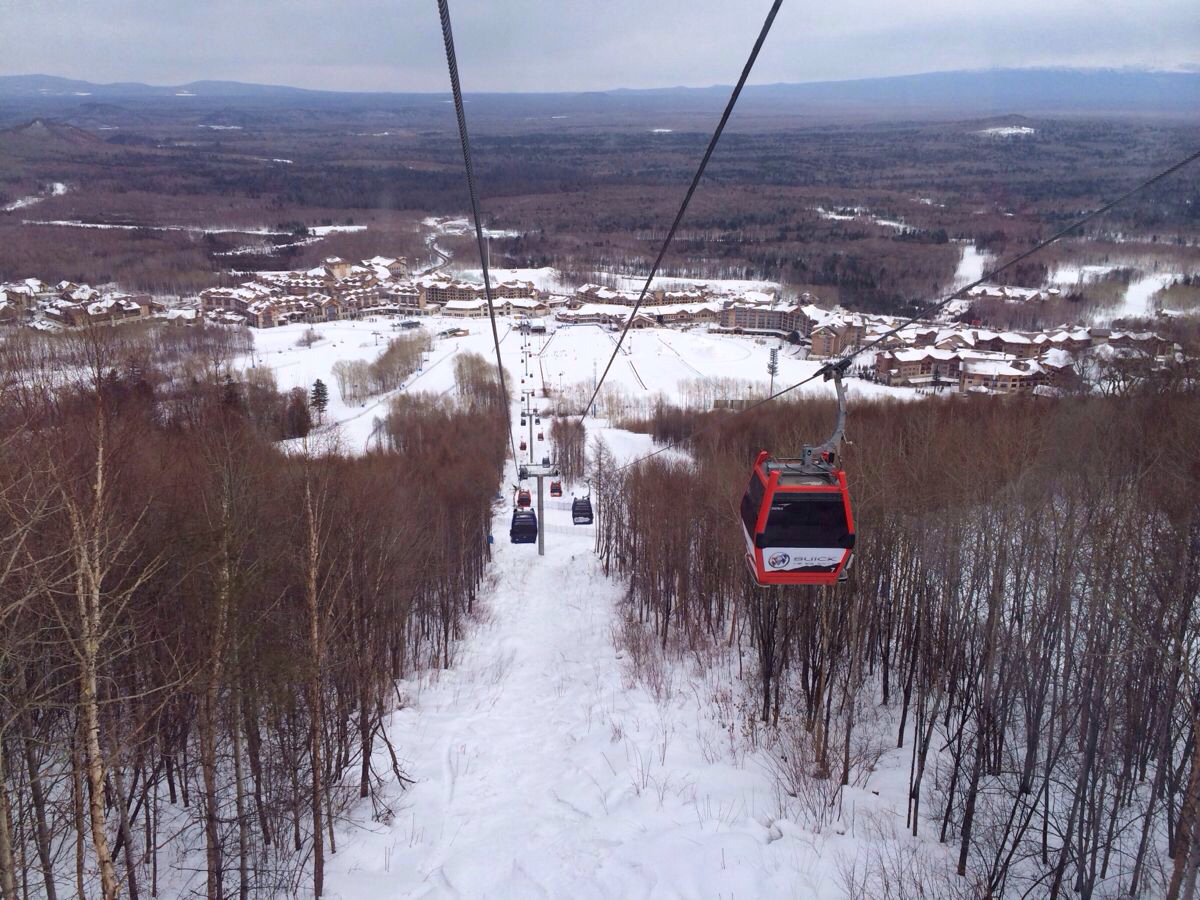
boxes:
[325,476,837,898]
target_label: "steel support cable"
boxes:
[610,144,1200,474]
[436,0,520,471]
[580,0,783,420]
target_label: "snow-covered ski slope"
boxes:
[250,315,911,454]
[247,316,928,898]
[325,492,842,898]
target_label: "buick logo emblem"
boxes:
[768,552,790,568]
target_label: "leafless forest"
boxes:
[594,373,1200,897]
[1,96,1197,312]
[0,80,1198,898]
[0,326,505,898]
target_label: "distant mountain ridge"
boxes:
[1,68,1197,115]
[0,74,328,98]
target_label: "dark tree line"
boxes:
[596,386,1200,897]
[0,325,505,898]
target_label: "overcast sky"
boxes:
[1,0,1196,92]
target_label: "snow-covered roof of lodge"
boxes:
[1041,348,1075,368]
[961,358,1045,377]
[886,347,961,364]
[86,295,142,316]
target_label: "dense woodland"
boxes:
[596,381,1200,897]
[1,104,1196,310]
[0,326,506,898]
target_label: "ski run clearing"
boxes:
[245,317,934,898]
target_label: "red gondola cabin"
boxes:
[740,449,854,586]
[516,488,532,508]
[549,480,562,497]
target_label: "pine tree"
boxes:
[310,379,329,425]
[285,388,313,439]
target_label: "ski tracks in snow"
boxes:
[326,488,842,899]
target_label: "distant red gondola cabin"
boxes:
[549,480,562,497]
[519,439,527,451]
[740,450,855,586]
[516,488,532,508]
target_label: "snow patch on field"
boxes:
[3,181,67,212]
[952,243,991,290]
[308,224,367,236]
[456,266,569,292]
[1049,263,1123,285]
[596,272,781,295]
[815,207,908,231]
[1097,272,1177,324]
[978,125,1036,136]
[424,216,521,239]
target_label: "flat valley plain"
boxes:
[1,76,1198,323]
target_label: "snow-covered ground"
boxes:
[21,219,364,238]
[322,478,870,899]
[456,267,571,292]
[815,207,908,232]
[952,243,991,290]
[592,273,780,295]
[1047,263,1184,324]
[245,316,928,898]
[2,180,66,212]
[1100,272,1176,323]
[424,216,521,239]
[250,316,907,455]
[977,126,1036,137]
[1048,263,1123,287]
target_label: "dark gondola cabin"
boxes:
[549,480,563,497]
[516,488,532,508]
[510,509,538,544]
[537,431,544,441]
[740,449,854,586]
[519,439,527,451]
[572,496,594,525]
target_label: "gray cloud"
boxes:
[1,0,1195,91]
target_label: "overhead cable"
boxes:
[436,0,520,468]
[580,0,784,419]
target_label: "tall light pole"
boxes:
[767,347,779,397]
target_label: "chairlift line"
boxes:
[610,147,1198,587]
[608,143,1200,481]
[438,0,1200,584]
[436,0,519,468]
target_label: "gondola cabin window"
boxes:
[740,472,764,538]
[762,492,852,553]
